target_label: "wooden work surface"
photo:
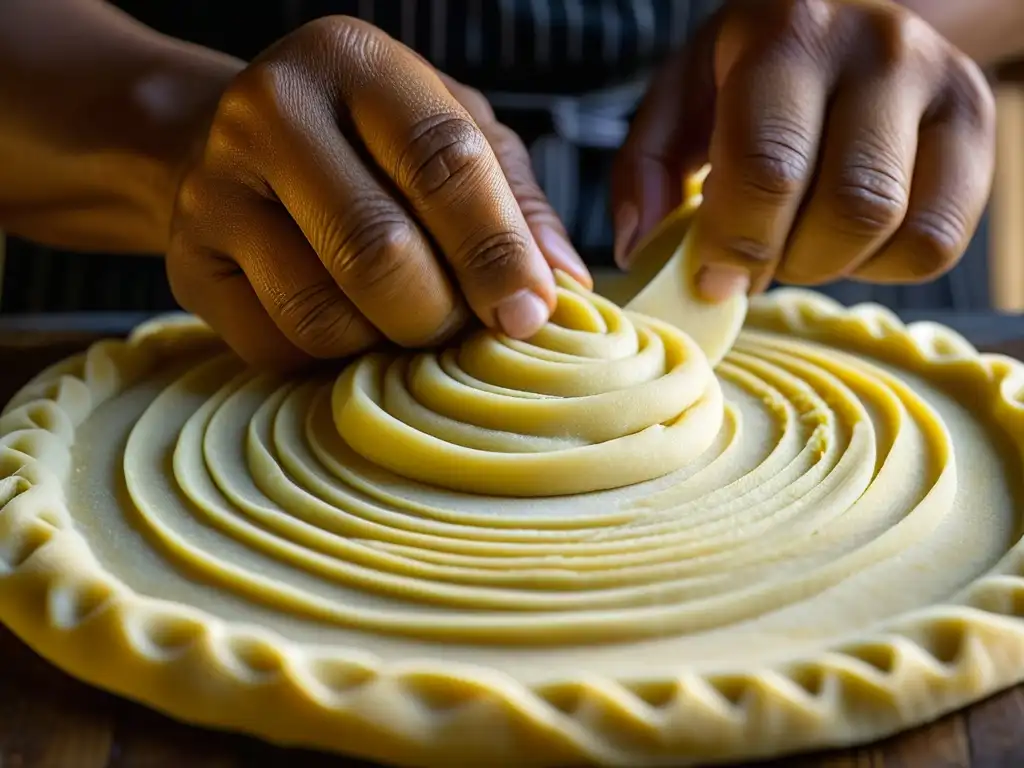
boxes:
[1,327,1024,768]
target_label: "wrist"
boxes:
[0,0,244,254]
[118,41,243,253]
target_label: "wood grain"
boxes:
[1,333,1022,768]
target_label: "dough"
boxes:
[2,273,1024,767]
[335,272,724,497]
[597,184,747,367]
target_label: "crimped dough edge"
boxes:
[2,292,1024,768]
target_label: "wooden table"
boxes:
[2,323,1024,768]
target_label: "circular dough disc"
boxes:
[1,288,1024,768]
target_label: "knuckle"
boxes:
[738,118,815,200]
[204,108,253,161]
[322,207,419,295]
[849,5,951,83]
[300,13,364,39]
[298,15,389,77]
[276,281,360,358]
[220,65,282,125]
[460,229,532,275]
[306,14,380,47]
[902,206,969,276]
[831,178,905,235]
[830,142,909,234]
[941,55,996,131]
[730,0,828,43]
[208,67,288,158]
[773,0,835,59]
[778,0,832,27]
[857,6,922,69]
[172,172,211,224]
[397,113,490,204]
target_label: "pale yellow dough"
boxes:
[3,265,1024,767]
[598,187,747,367]
[334,272,726,497]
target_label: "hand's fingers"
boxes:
[217,68,464,349]
[693,7,837,296]
[484,121,593,288]
[324,21,556,337]
[171,177,379,363]
[854,58,995,282]
[610,37,716,268]
[235,200,382,359]
[436,74,591,288]
[167,242,309,370]
[776,60,936,284]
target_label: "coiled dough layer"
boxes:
[2,287,1024,768]
[334,273,723,496]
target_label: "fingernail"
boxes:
[496,289,549,339]
[696,265,750,303]
[537,226,592,288]
[613,203,639,270]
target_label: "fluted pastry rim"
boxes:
[2,292,1024,767]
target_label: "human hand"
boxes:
[167,16,589,368]
[612,0,996,301]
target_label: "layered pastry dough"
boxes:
[335,274,724,497]
[3,256,1024,767]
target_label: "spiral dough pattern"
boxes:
[60,274,1009,654]
[334,273,723,496]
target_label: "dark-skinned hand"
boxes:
[613,0,996,301]
[167,17,591,369]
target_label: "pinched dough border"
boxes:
[2,292,1024,767]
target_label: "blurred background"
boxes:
[0,1,1020,319]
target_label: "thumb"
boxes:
[611,22,719,270]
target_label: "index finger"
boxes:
[334,22,557,333]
